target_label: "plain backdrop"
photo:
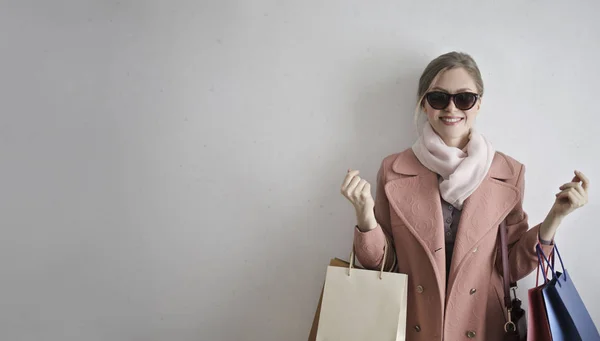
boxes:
[1,1,599,340]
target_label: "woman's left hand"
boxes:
[551,170,590,219]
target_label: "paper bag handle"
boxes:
[348,243,388,279]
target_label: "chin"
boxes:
[434,127,470,142]
[434,124,466,135]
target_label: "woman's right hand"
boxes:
[341,169,377,231]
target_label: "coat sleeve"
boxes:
[353,158,396,271]
[496,163,555,283]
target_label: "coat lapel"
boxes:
[446,152,520,295]
[384,150,446,298]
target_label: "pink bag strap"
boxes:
[499,221,513,309]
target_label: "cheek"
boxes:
[465,110,479,123]
[465,102,481,123]
[424,107,438,120]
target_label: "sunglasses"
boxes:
[425,91,480,110]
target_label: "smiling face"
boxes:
[422,67,482,149]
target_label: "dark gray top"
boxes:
[441,197,461,288]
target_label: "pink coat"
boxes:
[354,148,554,341]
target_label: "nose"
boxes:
[444,98,458,113]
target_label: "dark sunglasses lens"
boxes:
[426,92,450,109]
[454,93,477,110]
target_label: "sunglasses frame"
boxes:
[424,91,480,111]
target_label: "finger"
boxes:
[346,176,362,194]
[556,187,579,196]
[559,182,579,190]
[341,170,360,190]
[574,183,586,198]
[574,188,587,205]
[555,190,571,201]
[362,182,371,196]
[575,170,590,191]
[567,190,582,207]
[557,189,583,207]
[555,188,573,198]
[354,179,368,195]
[560,182,585,197]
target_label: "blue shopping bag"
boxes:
[537,244,600,341]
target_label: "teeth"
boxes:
[441,117,462,123]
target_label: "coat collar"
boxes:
[391,148,516,180]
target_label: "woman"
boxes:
[341,52,590,341]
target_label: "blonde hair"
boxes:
[413,52,484,128]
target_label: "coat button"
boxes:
[466,330,476,338]
[472,247,478,253]
[416,285,424,293]
[470,288,477,295]
[414,325,421,332]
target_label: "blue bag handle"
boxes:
[536,244,551,284]
[536,243,565,280]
